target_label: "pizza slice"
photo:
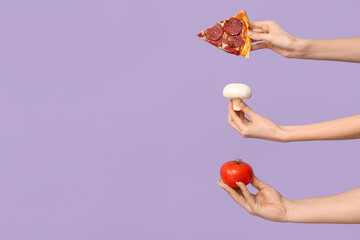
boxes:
[197,10,251,58]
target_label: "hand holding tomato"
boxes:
[218,175,289,222]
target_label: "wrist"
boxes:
[277,126,295,142]
[283,198,298,223]
[290,38,310,59]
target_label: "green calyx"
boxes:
[230,159,243,165]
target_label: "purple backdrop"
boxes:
[0,0,360,239]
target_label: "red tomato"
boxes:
[220,160,253,188]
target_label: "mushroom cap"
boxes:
[223,83,252,99]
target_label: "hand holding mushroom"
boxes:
[223,83,252,111]
[224,84,284,141]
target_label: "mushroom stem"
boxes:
[232,98,242,111]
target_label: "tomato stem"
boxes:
[230,159,243,165]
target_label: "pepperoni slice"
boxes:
[227,35,244,48]
[205,23,224,41]
[208,38,222,48]
[223,46,241,56]
[224,18,243,36]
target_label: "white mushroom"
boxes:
[223,83,252,111]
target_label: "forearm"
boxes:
[285,188,360,224]
[293,38,360,62]
[279,115,360,142]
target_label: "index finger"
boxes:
[250,21,272,32]
[228,101,245,128]
[251,175,270,191]
[217,179,247,207]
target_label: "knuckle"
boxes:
[241,130,250,138]
[247,206,255,215]
[283,52,293,58]
[242,105,249,112]
[282,51,292,58]
[251,32,258,39]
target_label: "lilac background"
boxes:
[0,0,360,239]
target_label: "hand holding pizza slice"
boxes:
[198,10,251,57]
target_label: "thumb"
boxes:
[251,175,269,191]
[239,101,256,119]
[248,31,272,42]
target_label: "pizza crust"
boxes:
[234,10,251,58]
